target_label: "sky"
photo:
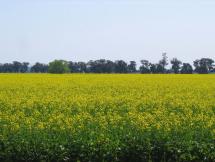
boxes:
[0,0,215,64]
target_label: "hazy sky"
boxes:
[0,0,215,64]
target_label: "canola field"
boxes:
[0,74,215,162]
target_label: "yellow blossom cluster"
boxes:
[0,74,215,161]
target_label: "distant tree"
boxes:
[0,64,4,72]
[31,62,48,73]
[148,63,165,74]
[105,60,115,73]
[156,64,165,73]
[181,63,193,74]
[68,61,87,73]
[78,62,87,73]
[86,60,96,73]
[193,58,214,74]
[210,68,215,73]
[86,59,115,73]
[98,59,108,73]
[68,62,79,73]
[211,63,215,73]
[0,63,13,72]
[95,59,110,73]
[114,60,128,73]
[128,61,137,73]
[0,64,2,72]
[140,60,151,73]
[149,63,158,74]
[86,60,101,73]
[158,53,168,73]
[20,62,29,73]
[48,60,70,74]
[13,61,22,72]
[170,58,182,74]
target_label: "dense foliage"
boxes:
[48,60,70,74]
[0,56,214,74]
[0,74,215,161]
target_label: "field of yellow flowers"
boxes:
[0,74,215,162]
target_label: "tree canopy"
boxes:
[0,54,214,74]
[48,60,70,74]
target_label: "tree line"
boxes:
[0,53,214,74]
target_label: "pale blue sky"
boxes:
[0,0,215,64]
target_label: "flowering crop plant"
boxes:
[0,74,215,162]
